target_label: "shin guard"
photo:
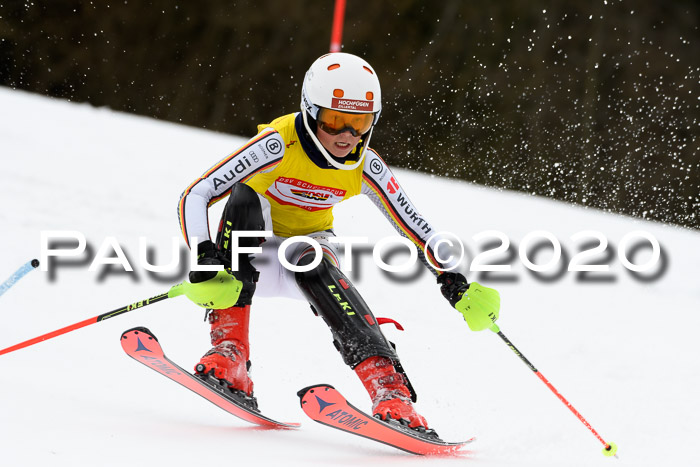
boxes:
[294,257,400,368]
[215,183,265,306]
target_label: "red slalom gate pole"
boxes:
[0,284,184,356]
[490,324,619,458]
[329,0,346,52]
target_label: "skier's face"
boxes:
[316,123,362,158]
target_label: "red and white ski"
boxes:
[121,327,299,429]
[298,384,474,455]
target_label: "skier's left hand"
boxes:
[437,272,500,331]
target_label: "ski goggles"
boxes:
[317,108,374,137]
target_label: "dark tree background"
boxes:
[1,0,698,229]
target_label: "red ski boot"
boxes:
[195,305,257,410]
[355,356,433,434]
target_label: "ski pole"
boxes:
[489,323,619,458]
[0,259,40,299]
[0,282,186,356]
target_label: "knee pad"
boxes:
[216,183,266,251]
[294,256,399,369]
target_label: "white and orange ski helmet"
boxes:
[301,53,381,170]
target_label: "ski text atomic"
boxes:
[325,409,368,430]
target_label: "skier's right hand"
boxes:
[179,240,242,309]
[180,270,243,309]
[189,240,224,283]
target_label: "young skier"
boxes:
[177,52,500,435]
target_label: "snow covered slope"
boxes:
[1,87,698,466]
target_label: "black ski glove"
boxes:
[189,240,226,284]
[436,272,469,307]
[437,272,501,332]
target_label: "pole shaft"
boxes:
[0,291,170,356]
[0,260,40,298]
[329,0,346,52]
[494,329,610,448]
